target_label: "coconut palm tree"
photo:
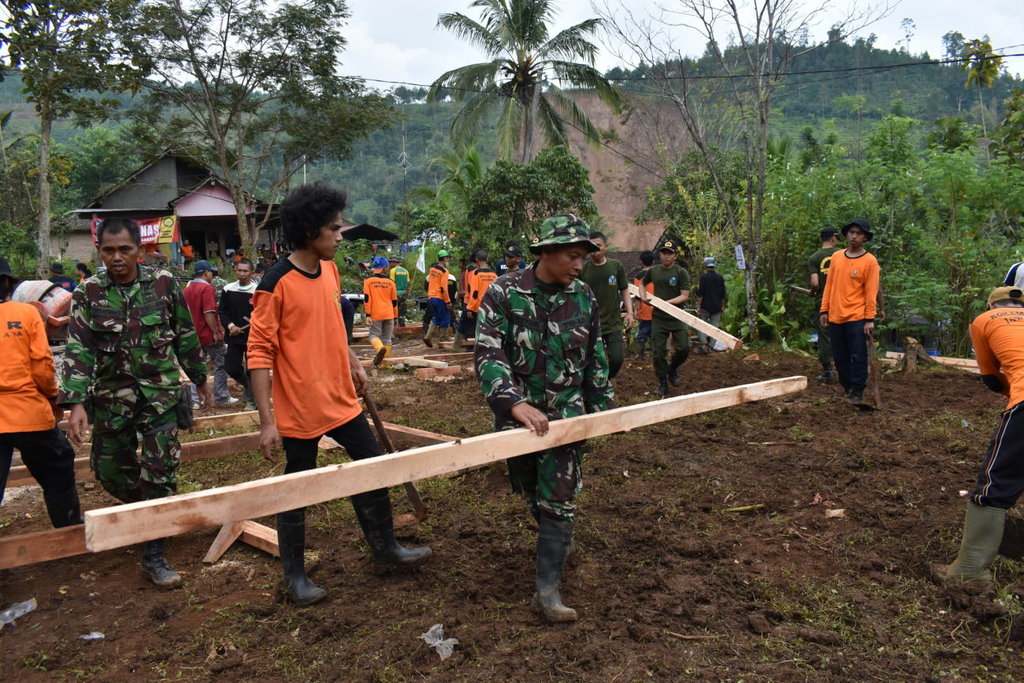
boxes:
[428,0,623,163]
[961,37,1003,139]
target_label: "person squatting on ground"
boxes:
[818,218,880,406]
[388,256,409,325]
[695,256,726,353]
[579,231,634,379]
[632,251,655,360]
[454,249,499,349]
[475,214,615,623]
[61,218,212,588]
[184,259,235,408]
[0,256,82,527]
[642,241,691,396]
[423,249,452,347]
[806,227,841,383]
[364,256,399,366]
[218,257,258,410]
[248,182,430,607]
[932,286,1024,593]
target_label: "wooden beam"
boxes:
[627,284,743,350]
[360,357,449,368]
[202,520,279,564]
[6,432,262,489]
[84,376,806,551]
[381,421,455,445]
[884,351,979,373]
[0,525,88,570]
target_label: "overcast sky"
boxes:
[339,0,1024,88]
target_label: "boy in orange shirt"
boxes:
[819,218,880,406]
[0,256,81,526]
[932,286,1024,590]
[248,182,430,606]
[363,256,398,365]
[423,250,452,347]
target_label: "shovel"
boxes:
[362,390,429,527]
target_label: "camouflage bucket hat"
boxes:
[529,214,599,255]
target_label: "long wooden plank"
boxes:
[6,432,262,489]
[60,409,262,433]
[0,525,88,569]
[84,376,806,551]
[627,283,743,350]
[883,351,980,373]
[381,421,455,445]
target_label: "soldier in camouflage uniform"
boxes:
[475,214,615,623]
[62,218,212,588]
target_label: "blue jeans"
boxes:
[829,320,867,391]
[429,298,451,328]
[635,320,652,343]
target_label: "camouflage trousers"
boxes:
[91,388,180,504]
[507,442,583,522]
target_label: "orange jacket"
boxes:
[248,259,361,439]
[363,274,397,321]
[467,267,499,313]
[820,250,879,323]
[633,275,654,321]
[971,307,1024,410]
[428,263,450,302]
[0,301,58,433]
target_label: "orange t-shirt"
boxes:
[820,249,879,324]
[247,259,361,439]
[970,306,1024,410]
[633,275,654,321]
[427,263,450,302]
[467,267,499,313]
[363,274,397,321]
[0,301,58,433]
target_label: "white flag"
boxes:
[416,239,427,273]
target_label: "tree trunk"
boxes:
[233,191,252,258]
[35,103,53,277]
[520,87,539,165]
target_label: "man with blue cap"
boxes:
[364,256,398,365]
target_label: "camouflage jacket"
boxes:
[474,265,615,429]
[60,265,207,414]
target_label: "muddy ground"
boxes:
[2,340,1023,681]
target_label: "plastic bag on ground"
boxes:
[420,623,459,660]
[0,597,37,629]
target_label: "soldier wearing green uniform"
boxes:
[642,241,691,395]
[579,231,635,379]
[62,218,212,588]
[475,214,615,623]
[806,227,841,383]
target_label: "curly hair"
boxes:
[97,217,141,246]
[280,182,348,250]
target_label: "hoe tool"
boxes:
[362,390,428,527]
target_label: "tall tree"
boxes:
[428,0,624,163]
[1,0,145,276]
[960,37,1003,140]
[126,0,396,253]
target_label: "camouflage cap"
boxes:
[529,214,599,255]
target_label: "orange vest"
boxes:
[363,274,397,321]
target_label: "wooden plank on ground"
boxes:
[627,283,743,350]
[884,351,979,373]
[360,357,449,368]
[83,376,807,551]
[0,525,88,570]
[6,432,262,489]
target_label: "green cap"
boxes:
[528,214,599,255]
[437,249,450,259]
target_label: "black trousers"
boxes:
[0,427,78,506]
[971,402,1024,509]
[281,413,389,508]
[224,343,249,388]
[829,320,868,390]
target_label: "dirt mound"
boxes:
[2,349,1022,679]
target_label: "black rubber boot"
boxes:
[636,339,647,360]
[533,516,577,623]
[668,351,688,387]
[277,509,327,606]
[140,539,182,588]
[654,377,668,396]
[43,485,83,528]
[352,493,432,568]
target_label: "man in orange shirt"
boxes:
[455,248,498,348]
[632,251,655,360]
[0,256,81,526]
[249,182,430,606]
[932,287,1024,590]
[819,218,880,406]
[364,256,398,365]
[423,249,452,347]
